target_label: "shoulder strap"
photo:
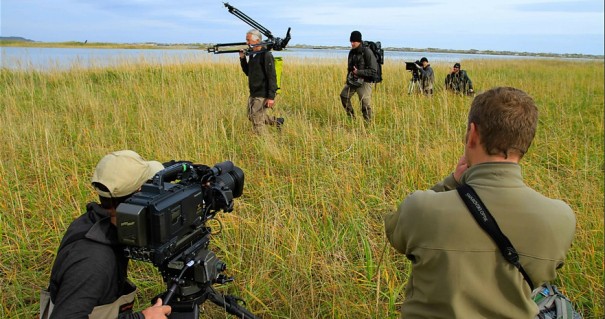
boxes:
[456,184,535,290]
[362,47,373,63]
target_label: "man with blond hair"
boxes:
[385,87,576,318]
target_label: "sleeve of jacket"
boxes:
[346,50,354,74]
[385,173,459,255]
[430,173,460,192]
[427,66,435,81]
[418,66,432,82]
[384,191,427,255]
[462,71,473,89]
[264,52,278,99]
[240,57,249,76]
[356,47,377,79]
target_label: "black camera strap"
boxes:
[456,184,535,291]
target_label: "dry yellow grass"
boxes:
[0,55,603,318]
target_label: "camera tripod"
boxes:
[408,76,422,94]
[157,234,259,319]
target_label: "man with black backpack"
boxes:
[384,87,576,318]
[339,30,378,122]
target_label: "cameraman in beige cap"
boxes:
[41,150,172,319]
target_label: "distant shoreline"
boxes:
[1,38,603,60]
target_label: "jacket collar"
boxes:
[460,162,525,188]
[84,202,119,246]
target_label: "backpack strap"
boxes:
[456,184,535,290]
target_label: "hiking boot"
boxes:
[276,117,285,129]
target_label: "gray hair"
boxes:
[247,29,262,42]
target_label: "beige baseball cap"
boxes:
[91,150,164,198]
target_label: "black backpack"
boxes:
[362,40,384,83]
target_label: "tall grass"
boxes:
[0,55,603,318]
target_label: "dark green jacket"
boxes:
[347,44,378,82]
[385,163,576,319]
[240,50,278,99]
[49,203,142,319]
[445,70,474,92]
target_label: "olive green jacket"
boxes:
[385,162,576,319]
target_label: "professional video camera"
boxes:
[208,2,291,56]
[116,161,258,319]
[405,61,423,94]
[405,61,422,81]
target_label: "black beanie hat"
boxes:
[454,62,461,68]
[420,57,428,63]
[350,31,362,42]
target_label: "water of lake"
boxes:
[0,46,566,71]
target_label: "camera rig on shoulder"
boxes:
[207,2,291,56]
[116,160,258,319]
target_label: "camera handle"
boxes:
[151,162,194,190]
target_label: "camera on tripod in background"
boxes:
[405,61,423,94]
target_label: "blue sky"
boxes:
[1,0,603,55]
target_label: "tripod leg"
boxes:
[207,288,259,319]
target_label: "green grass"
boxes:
[0,56,603,318]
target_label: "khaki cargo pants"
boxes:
[340,82,372,121]
[248,96,278,133]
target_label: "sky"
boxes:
[1,0,603,55]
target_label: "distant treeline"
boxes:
[0,36,34,42]
[291,44,604,60]
[1,36,602,60]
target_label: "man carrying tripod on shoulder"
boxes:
[239,29,284,134]
[340,30,378,122]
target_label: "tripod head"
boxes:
[208,2,292,54]
[156,223,258,319]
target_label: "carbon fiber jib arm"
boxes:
[208,2,291,54]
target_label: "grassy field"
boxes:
[0,55,603,318]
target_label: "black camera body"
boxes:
[115,161,242,295]
[405,61,422,81]
[115,161,256,317]
[405,61,420,71]
[117,161,243,265]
